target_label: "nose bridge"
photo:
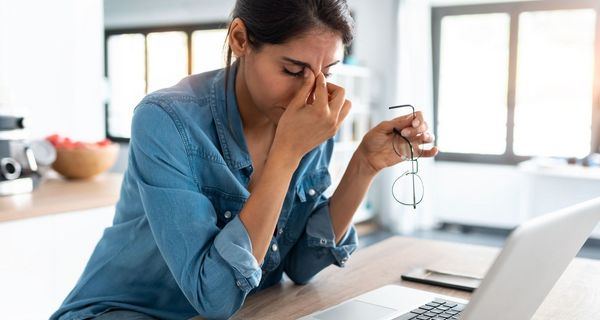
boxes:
[310,65,322,75]
[309,57,328,76]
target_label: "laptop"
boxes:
[299,197,600,320]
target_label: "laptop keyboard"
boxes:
[392,298,466,320]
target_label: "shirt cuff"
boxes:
[305,201,359,267]
[213,215,262,292]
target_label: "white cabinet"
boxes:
[0,207,114,320]
[518,160,600,239]
[432,160,600,239]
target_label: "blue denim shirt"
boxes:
[51,62,358,320]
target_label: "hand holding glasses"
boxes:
[388,105,434,209]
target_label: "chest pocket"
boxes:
[201,186,248,229]
[295,168,332,203]
[281,168,333,245]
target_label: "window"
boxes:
[432,1,600,164]
[104,24,228,141]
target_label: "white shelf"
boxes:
[327,64,375,224]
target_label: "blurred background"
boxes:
[1,0,599,318]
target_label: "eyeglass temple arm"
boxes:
[389,104,416,119]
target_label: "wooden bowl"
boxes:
[51,143,119,179]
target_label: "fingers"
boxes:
[413,145,439,158]
[379,111,424,133]
[289,69,316,109]
[408,132,435,146]
[402,132,437,158]
[327,82,346,117]
[337,99,352,124]
[312,72,329,108]
[400,112,427,137]
[401,121,428,138]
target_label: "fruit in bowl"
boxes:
[46,134,119,179]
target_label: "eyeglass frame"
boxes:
[389,104,424,209]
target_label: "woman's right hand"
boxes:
[271,70,352,162]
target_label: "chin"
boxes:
[270,108,285,124]
[272,114,283,124]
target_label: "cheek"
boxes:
[266,75,305,106]
[251,72,298,107]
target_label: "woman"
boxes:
[51,0,436,319]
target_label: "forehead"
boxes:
[264,29,344,64]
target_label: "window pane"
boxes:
[514,9,596,158]
[107,34,145,139]
[192,29,228,74]
[437,13,510,154]
[147,31,188,93]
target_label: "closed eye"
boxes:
[283,67,304,78]
[283,68,333,79]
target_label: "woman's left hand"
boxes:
[355,111,438,175]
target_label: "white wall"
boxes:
[104,0,235,28]
[431,162,524,227]
[0,0,105,141]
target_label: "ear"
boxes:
[228,18,250,58]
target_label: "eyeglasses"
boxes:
[389,104,425,209]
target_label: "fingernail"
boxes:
[412,120,420,127]
[401,129,410,137]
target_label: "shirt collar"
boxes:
[210,61,253,171]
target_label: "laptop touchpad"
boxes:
[313,300,396,320]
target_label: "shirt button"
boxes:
[224,211,232,219]
[278,228,284,235]
[236,280,242,287]
[308,188,317,196]
[271,243,279,252]
[320,238,327,245]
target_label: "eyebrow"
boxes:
[281,57,340,72]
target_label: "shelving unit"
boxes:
[326,64,374,223]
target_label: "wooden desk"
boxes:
[0,172,122,223]
[232,237,600,320]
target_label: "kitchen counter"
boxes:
[0,172,123,223]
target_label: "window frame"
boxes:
[104,22,228,142]
[432,0,600,165]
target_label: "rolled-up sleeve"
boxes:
[284,196,358,285]
[131,102,260,319]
